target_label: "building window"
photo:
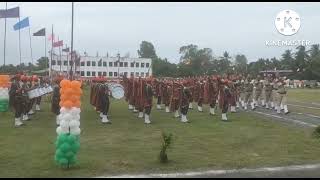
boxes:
[92,61,96,67]
[103,62,107,67]
[120,62,123,67]
[80,61,85,66]
[98,72,102,76]
[87,61,91,66]
[64,61,68,66]
[92,71,96,77]
[136,62,139,67]
[81,71,84,76]
[109,62,113,67]
[87,71,91,76]
[103,72,107,76]
[114,72,118,77]
[57,60,61,66]
[114,62,118,67]
[124,72,128,77]
[109,72,113,77]
[136,72,139,77]
[146,72,149,77]
[146,63,150,68]
[141,63,145,68]
[130,63,134,67]
[124,62,128,67]
[52,60,56,65]
[141,72,144,77]
[131,72,134,76]
[98,60,102,67]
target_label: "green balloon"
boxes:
[58,158,68,166]
[65,150,75,159]
[71,142,80,153]
[60,143,71,153]
[67,134,77,144]
[68,156,77,165]
[58,134,69,142]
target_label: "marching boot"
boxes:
[221,113,228,121]
[128,104,133,110]
[133,107,138,113]
[157,104,162,110]
[244,103,248,110]
[189,103,193,109]
[138,112,144,118]
[165,106,170,113]
[261,100,265,107]
[266,103,269,109]
[198,106,203,112]
[56,116,60,126]
[181,114,189,123]
[271,102,274,108]
[241,101,245,108]
[276,106,281,114]
[28,109,35,115]
[230,106,236,113]
[251,102,255,110]
[209,108,215,115]
[22,114,30,121]
[15,117,24,127]
[284,105,289,114]
[280,103,284,110]
[236,102,240,109]
[174,110,180,118]
[100,112,103,118]
[101,115,111,124]
[35,104,41,111]
[144,114,151,124]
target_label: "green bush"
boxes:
[159,131,173,163]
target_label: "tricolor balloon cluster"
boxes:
[55,79,82,168]
[0,75,10,112]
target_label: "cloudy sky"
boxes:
[1,2,320,65]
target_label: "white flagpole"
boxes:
[28,26,33,64]
[3,2,7,66]
[18,16,22,66]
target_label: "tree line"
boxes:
[1,41,319,80]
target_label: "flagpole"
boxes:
[50,24,53,79]
[3,2,7,67]
[18,16,22,67]
[28,26,33,64]
[58,36,62,73]
[70,2,74,80]
[66,45,69,78]
[45,31,47,76]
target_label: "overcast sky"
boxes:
[1,2,320,65]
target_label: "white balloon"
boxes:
[56,127,62,135]
[60,120,69,129]
[70,127,81,135]
[69,120,80,128]
[62,113,73,121]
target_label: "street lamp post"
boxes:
[117,53,120,80]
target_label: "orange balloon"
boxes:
[63,100,73,108]
[74,101,81,108]
[60,79,69,88]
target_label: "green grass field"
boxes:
[287,88,320,116]
[1,87,320,178]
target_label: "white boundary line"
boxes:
[294,112,320,119]
[95,163,320,178]
[253,111,317,128]
[288,103,320,110]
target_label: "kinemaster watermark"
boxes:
[265,9,311,47]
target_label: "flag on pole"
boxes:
[13,17,30,30]
[48,34,55,41]
[33,28,46,36]
[62,47,70,52]
[53,40,63,47]
[0,7,19,18]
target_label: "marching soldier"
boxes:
[275,77,289,114]
[253,75,263,107]
[180,80,192,123]
[208,76,219,115]
[144,78,154,124]
[99,84,111,124]
[9,74,25,127]
[52,76,62,125]
[243,75,255,110]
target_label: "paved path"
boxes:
[96,163,320,178]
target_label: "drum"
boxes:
[106,83,124,100]
[28,89,39,99]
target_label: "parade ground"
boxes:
[1,87,320,178]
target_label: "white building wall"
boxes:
[51,55,152,78]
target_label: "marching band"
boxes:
[6,71,290,127]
